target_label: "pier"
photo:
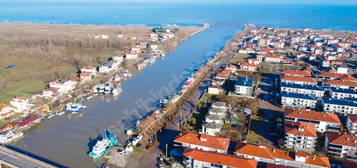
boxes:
[0,146,58,168]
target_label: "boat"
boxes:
[66,103,87,113]
[111,87,122,97]
[89,130,118,158]
[47,114,56,119]
[0,130,24,144]
[56,111,65,116]
[131,135,143,146]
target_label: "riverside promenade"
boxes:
[0,146,58,168]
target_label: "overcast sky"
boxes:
[3,0,357,5]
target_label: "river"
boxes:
[2,2,356,168]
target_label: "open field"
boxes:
[0,23,202,103]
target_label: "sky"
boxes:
[3,0,357,4]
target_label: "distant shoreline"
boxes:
[0,21,205,28]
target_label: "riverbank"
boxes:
[0,23,207,145]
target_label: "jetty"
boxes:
[0,146,58,168]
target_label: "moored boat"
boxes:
[88,130,118,158]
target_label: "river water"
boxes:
[1,2,356,168]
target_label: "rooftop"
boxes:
[281,76,317,84]
[323,98,357,107]
[281,83,323,91]
[234,143,330,168]
[281,92,316,100]
[285,121,317,138]
[285,109,341,124]
[326,132,357,147]
[282,69,311,77]
[235,77,254,87]
[174,132,230,151]
[184,149,257,168]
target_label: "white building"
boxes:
[281,92,317,109]
[98,61,120,73]
[49,80,77,94]
[325,132,357,161]
[323,98,357,115]
[0,104,14,119]
[346,114,357,135]
[284,109,341,132]
[9,97,33,113]
[207,85,223,95]
[124,52,139,59]
[284,121,317,152]
[330,87,357,100]
[234,77,254,97]
[280,83,324,98]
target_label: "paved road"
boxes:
[0,146,57,168]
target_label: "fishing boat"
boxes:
[0,130,24,144]
[89,130,118,158]
[66,103,86,113]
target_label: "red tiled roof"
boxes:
[295,152,331,168]
[326,132,357,147]
[282,69,311,77]
[285,121,317,137]
[240,62,258,68]
[235,143,331,168]
[184,149,257,168]
[81,65,96,70]
[285,109,341,124]
[324,80,357,87]
[216,69,231,79]
[80,72,93,77]
[234,143,293,161]
[174,132,230,151]
[281,76,317,83]
[318,72,355,80]
[348,114,357,123]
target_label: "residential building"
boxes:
[9,97,33,113]
[15,115,41,130]
[346,114,357,135]
[98,61,120,73]
[207,85,223,95]
[240,62,258,72]
[281,76,318,85]
[280,83,324,98]
[125,52,139,59]
[324,80,357,90]
[281,69,311,77]
[323,98,357,115]
[80,65,97,74]
[0,104,14,120]
[202,122,222,137]
[235,77,254,97]
[173,132,230,153]
[234,143,330,168]
[284,109,341,132]
[280,92,317,109]
[284,121,317,152]
[49,80,77,94]
[330,87,357,100]
[183,149,257,168]
[325,132,357,161]
[202,102,227,136]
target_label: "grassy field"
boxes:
[0,23,201,103]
